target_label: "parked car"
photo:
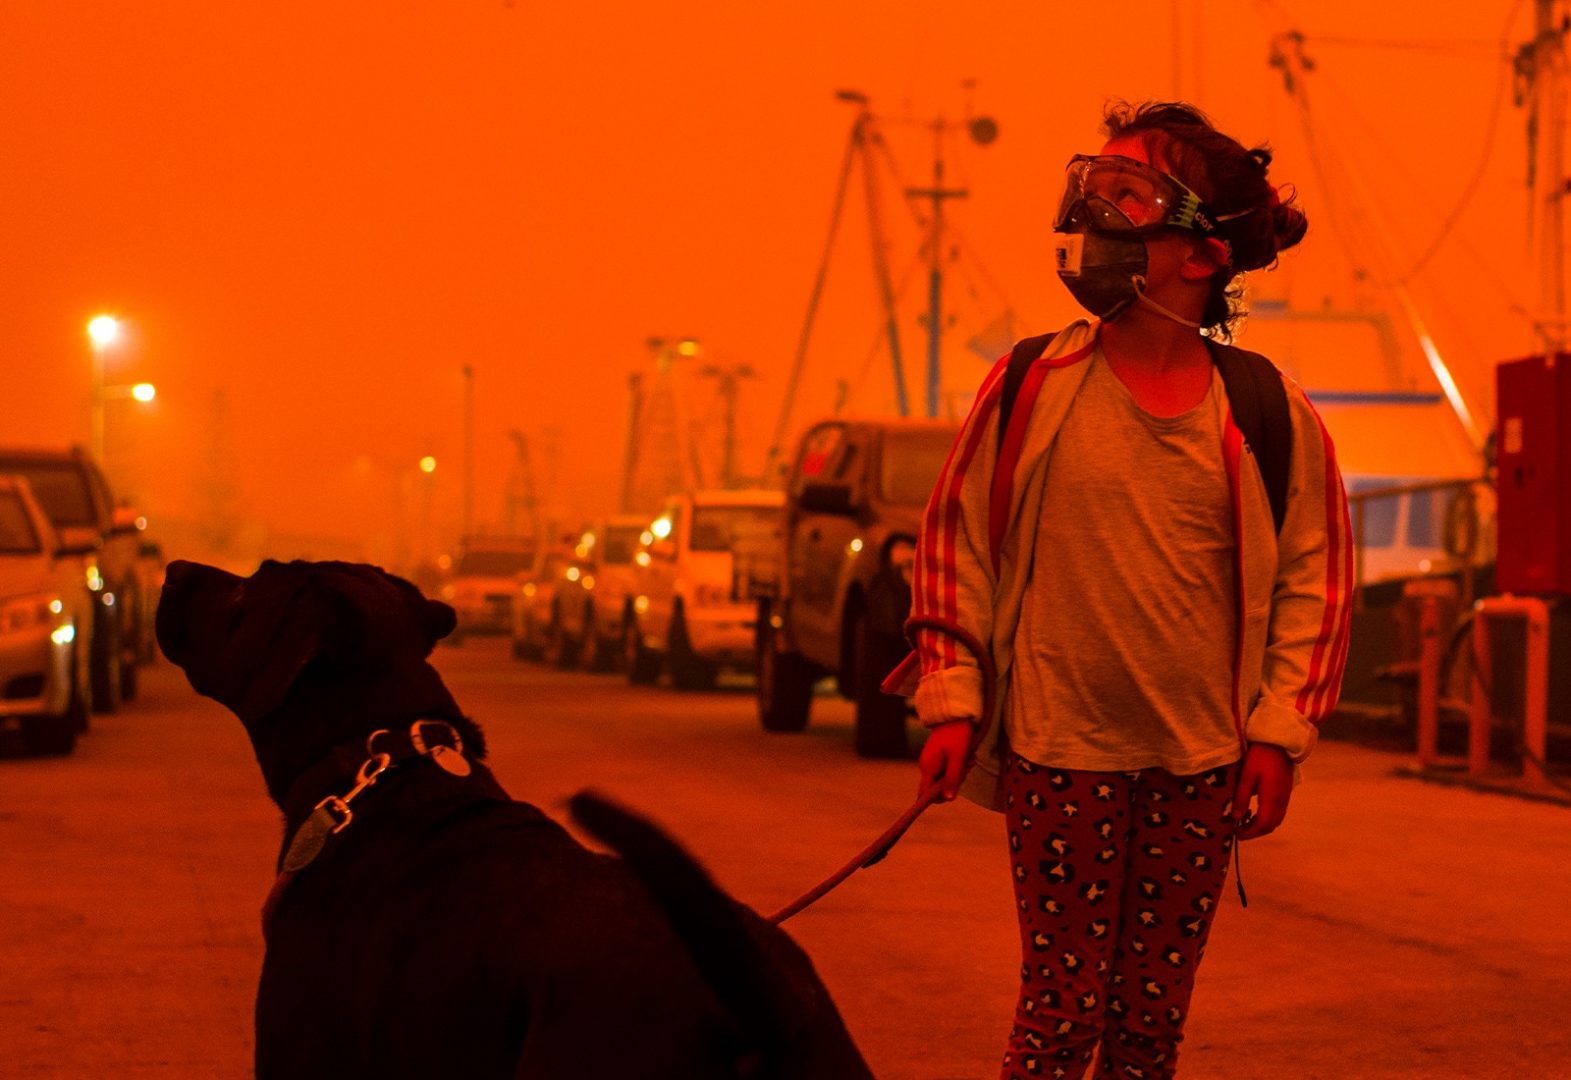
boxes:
[509,543,589,665]
[442,536,536,642]
[0,476,96,754]
[741,417,959,757]
[0,446,147,711]
[623,489,785,690]
[576,515,655,671]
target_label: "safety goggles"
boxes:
[1054,154,1244,236]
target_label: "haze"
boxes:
[2,0,1547,567]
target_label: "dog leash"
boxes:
[769,618,995,924]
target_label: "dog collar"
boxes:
[263,717,475,937]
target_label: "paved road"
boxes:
[2,638,1568,1079]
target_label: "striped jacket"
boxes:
[883,320,1354,811]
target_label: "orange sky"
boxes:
[1,1,1555,568]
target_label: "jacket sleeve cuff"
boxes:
[914,665,984,729]
[1243,696,1319,762]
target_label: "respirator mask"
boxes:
[1050,154,1245,325]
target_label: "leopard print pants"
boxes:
[1000,754,1240,1080]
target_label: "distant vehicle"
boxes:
[509,543,592,667]
[1346,475,1494,586]
[740,418,959,757]
[0,475,96,754]
[623,489,785,690]
[577,515,654,672]
[442,536,536,642]
[0,446,149,711]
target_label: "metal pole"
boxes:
[856,111,909,417]
[1535,0,1567,348]
[90,346,105,462]
[461,364,475,537]
[907,120,967,419]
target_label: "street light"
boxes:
[131,383,156,403]
[87,314,121,461]
[419,455,437,474]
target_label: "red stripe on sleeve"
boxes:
[1296,415,1347,718]
[938,372,1007,666]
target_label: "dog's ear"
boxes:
[419,598,457,647]
[233,618,327,723]
[227,565,352,723]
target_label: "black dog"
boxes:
[156,558,872,1080]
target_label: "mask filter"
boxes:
[1052,201,1150,321]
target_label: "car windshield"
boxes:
[456,549,532,577]
[690,505,779,553]
[0,492,41,554]
[879,430,956,505]
[600,525,643,565]
[0,461,94,527]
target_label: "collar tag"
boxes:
[410,719,471,776]
[281,803,340,872]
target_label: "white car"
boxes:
[623,489,785,690]
[443,538,536,642]
[0,476,96,754]
[577,515,656,672]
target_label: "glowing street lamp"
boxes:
[87,314,121,461]
[131,382,156,403]
[88,314,121,349]
[419,455,437,474]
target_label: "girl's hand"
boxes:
[918,720,973,802]
[1231,743,1293,840]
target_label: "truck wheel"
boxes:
[542,609,580,669]
[70,637,92,732]
[22,713,76,756]
[756,603,813,732]
[25,646,86,755]
[668,604,718,691]
[852,613,909,758]
[117,587,140,702]
[580,607,610,672]
[90,607,122,715]
[511,614,540,661]
[623,617,661,685]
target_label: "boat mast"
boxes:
[1519,0,1570,350]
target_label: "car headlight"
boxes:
[885,538,916,587]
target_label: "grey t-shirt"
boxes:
[1006,354,1242,775]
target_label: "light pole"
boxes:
[461,364,475,538]
[419,454,437,567]
[87,314,120,461]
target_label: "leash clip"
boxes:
[311,751,392,834]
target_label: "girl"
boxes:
[890,101,1352,1079]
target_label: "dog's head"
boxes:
[156,558,457,726]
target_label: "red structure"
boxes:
[1496,353,1571,596]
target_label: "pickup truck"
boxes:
[741,418,960,757]
[623,489,785,690]
[0,446,150,711]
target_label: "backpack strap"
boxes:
[1206,340,1292,535]
[996,332,1057,454]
